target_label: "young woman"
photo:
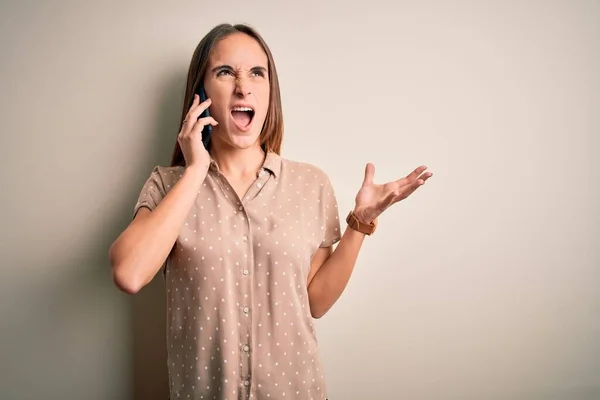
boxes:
[109,23,432,400]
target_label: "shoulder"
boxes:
[279,157,333,185]
[150,165,186,178]
[279,157,341,226]
[143,165,186,192]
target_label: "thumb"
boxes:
[362,163,375,187]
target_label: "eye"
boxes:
[251,70,266,77]
[216,70,233,77]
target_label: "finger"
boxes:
[186,97,212,122]
[399,177,427,199]
[195,96,212,112]
[405,165,428,182]
[182,100,214,134]
[192,116,219,132]
[419,171,433,183]
[184,116,218,140]
[183,94,200,121]
[362,163,375,187]
[388,177,424,201]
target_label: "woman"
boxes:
[109,23,432,400]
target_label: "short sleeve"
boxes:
[319,174,342,247]
[133,166,167,218]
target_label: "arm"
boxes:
[307,225,366,318]
[109,166,206,294]
[110,93,216,294]
[307,162,433,318]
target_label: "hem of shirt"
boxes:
[133,202,154,219]
[319,235,341,248]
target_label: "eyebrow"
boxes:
[211,64,268,74]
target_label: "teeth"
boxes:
[233,107,253,112]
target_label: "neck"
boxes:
[209,141,265,180]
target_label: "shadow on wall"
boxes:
[132,276,169,400]
[128,70,187,400]
[0,64,183,399]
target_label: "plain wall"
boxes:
[1,1,598,399]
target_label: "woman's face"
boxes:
[204,32,270,151]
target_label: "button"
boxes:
[244,380,250,387]
[256,182,262,189]
[242,235,248,242]
[238,205,243,211]
[243,307,249,314]
[243,345,250,352]
[243,269,249,275]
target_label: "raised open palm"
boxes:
[353,163,433,224]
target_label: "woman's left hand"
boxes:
[353,163,433,224]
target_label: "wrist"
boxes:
[346,210,378,236]
[352,207,376,225]
[184,165,208,184]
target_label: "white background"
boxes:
[1,1,598,399]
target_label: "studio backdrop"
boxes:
[1,1,598,399]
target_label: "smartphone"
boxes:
[197,85,212,149]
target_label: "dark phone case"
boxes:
[197,86,212,149]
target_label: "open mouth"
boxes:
[231,107,255,130]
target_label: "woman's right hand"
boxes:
[178,94,218,171]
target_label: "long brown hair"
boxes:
[170,23,284,167]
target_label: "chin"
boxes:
[214,127,260,150]
[229,134,262,149]
[227,118,266,148]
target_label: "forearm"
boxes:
[110,167,207,293]
[307,226,366,318]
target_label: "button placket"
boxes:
[239,205,253,397]
[242,172,271,205]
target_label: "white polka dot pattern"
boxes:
[133,152,341,400]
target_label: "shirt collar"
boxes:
[208,151,281,178]
[261,151,281,178]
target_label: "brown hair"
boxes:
[170,23,284,167]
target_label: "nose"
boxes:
[234,77,251,97]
